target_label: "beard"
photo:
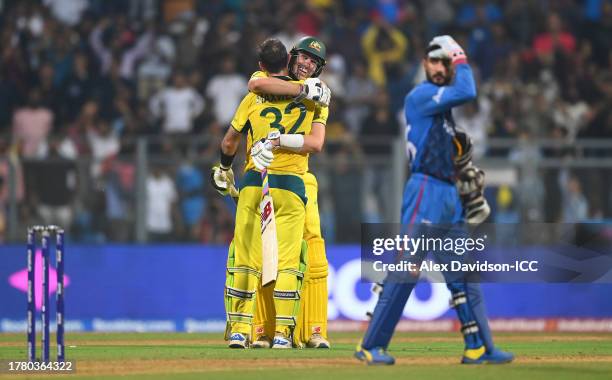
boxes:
[426,71,452,86]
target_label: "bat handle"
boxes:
[261,168,270,197]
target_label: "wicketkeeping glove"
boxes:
[211,164,239,198]
[453,128,473,171]
[456,164,490,224]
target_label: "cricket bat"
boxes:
[260,168,279,286]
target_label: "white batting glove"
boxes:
[320,82,331,107]
[295,78,331,107]
[211,165,239,197]
[251,138,274,170]
[430,35,467,63]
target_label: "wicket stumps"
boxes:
[27,225,65,363]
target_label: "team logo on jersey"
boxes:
[308,41,322,52]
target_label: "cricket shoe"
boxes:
[272,334,292,349]
[306,333,330,348]
[252,335,272,349]
[462,347,514,364]
[354,342,395,365]
[228,333,248,349]
[461,346,486,363]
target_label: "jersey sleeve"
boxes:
[230,94,254,133]
[312,104,329,126]
[408,63,477,116]
[250,70,268,79]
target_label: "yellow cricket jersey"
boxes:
[231,72,328,175]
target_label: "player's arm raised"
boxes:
[410,36,476,116]
[249,76,331,107]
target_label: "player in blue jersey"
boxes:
[355,36,514,365]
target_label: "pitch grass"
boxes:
[1,331,612,379]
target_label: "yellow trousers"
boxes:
[225,170,307,339]
[253,172,329,344]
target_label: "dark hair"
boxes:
[257,38,288,74]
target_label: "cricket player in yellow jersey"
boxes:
[247,36,332,349]
[211,38,329,349]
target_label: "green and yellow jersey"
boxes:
[231,72,328,175]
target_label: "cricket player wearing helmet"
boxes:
[247,36,332,349]
[212,38,329,349]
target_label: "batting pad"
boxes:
[225,242,260,338]
[447,283,484,351]
[273,240,308,338]
[296,237,328,343]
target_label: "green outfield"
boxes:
[1,332,612,379]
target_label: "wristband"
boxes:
[279,134,304,151]
[220,149,235,170]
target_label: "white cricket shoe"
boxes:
[272,334,292,349]
[307,333,330,348]
[252,335,272,349]
[228,333,248,349]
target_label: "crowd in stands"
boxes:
[0,0,611,243]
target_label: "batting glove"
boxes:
[251,138,275,170]
[211,164,239,198]
[430,35,467,64]
[295,78,331,107]
[320,82,331,107]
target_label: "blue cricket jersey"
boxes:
[404,63,477,182]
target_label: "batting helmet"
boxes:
[289,36,327,78]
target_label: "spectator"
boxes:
[62,52,96,123]
[205,56,247,125]
[343,60,377,134]
[273,16,307,53]
[12,89,54,158]
[454,96,492,160]
[137,31,175,101]
[493,185,519,246]
[331,134,364,242]
[176,157,206,241]
[150,71,205,134]
[0,71,19,131]
[89,17,153,79]
[146,166,178,242]
[360,90,398,222]
[361,17,407,86]
[87,120,120,179]
[43,0,89,26]
[533,13,576,57]
[31,135,78,229]
[101,142,136,242]
[560,172,589,222]
[0,138,24,242]
[319,53,347,100]
[510,132,545,222]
